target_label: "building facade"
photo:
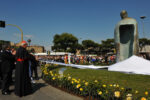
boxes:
[27,45,45,53]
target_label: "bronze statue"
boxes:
[114,10,139,62]
[120,10,128,19]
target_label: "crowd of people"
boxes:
[0,41,39,97]
[37,54,116,65]
[36,53,150,65]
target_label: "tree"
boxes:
[52,33,78,53]
[82,40,99,54]
[139,38,150,51]
[101,38,115,54]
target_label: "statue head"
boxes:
[120,10,128,19]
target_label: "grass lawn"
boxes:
[63,67,150,96]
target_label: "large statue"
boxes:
[114,10,139,62]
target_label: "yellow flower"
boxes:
[45,64,50,67]
[77,81,80,84]
[145,91,148,95]
[51,74,54,76]
[44,70,47,74]
[114,91,120,98]
[109,84,113,87]
[126,94,132,100]
[94,80,98,83]
[85,82,88,86]
[141,97,147,100]
[71,81,74,84]
[44,70,48,75]
[135,90,139,94]
[68,76,71,80]
[49,71,52,74]
[113,84,116,87]
[52,77,55,80]
[98,91,102,95]
[75,80,78,83]
[80,88,83,91]
[116,84,119,88]
[102,84,106,88]
[106,90,108,94]
[54,64,58,66]
[121,87,124,90]
[76,84,81,88]
[126,96,132,100]
[72,78,75,81]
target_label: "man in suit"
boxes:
[1,45,15,95]
[30,48,39,80]
[0,47,3,89]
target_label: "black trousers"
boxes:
[31,66,38,78]
[0,64,3,89]
[0,65,2,89]
[0,73,2,80]
[0,64,2,80]
[1,72,11,92]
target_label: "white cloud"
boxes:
[13,33,21,37]
[24,35,33,38]
[13,33,34,38]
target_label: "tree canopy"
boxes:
[100,39,115,53]
[82,40,99,49]
[51,32,150,55]
[81,40,100,54]
[52,33,78,53]
[139,38,150,51]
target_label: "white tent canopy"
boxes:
[108,55,150,75]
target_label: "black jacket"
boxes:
[1,50,15,73]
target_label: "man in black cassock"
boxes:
[0,45,15,95]
[15,41,32,97]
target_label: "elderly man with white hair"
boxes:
[15,41,32,97]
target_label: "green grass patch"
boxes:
[42,64,150,98]
[64,67,150,96]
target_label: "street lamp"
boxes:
[6,24,24,42]
[27,39,31,46]
[140,16,146,38]
[0,21,5,28]
[0,21,24,42]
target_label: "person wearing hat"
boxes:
[15,41,32,97]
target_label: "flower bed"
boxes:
[41,64,150,100]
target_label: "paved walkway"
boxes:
[0,67,83,100]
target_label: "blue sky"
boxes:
[0,0,150,50]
